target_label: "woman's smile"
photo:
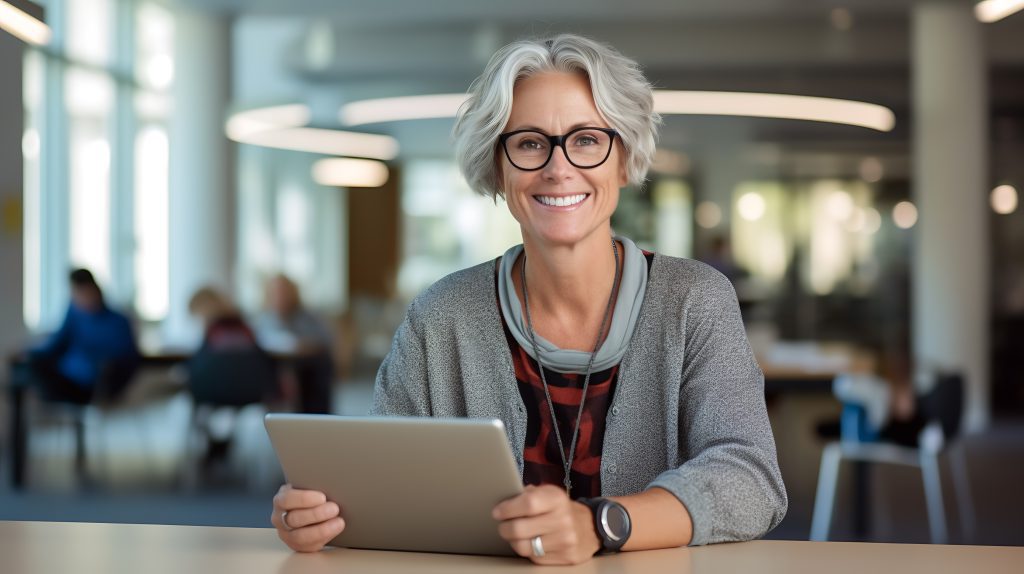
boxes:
[533,193,591,210]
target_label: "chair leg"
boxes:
[74,412,87,483]
[811,442,843,541]
[949,443,976,543]
[920,451,948,544]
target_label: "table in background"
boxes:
[2,521,1021,574]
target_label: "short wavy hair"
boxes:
[453,34,660,200]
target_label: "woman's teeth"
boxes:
[536,194,588,207]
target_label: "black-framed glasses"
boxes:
[498,127,619,171]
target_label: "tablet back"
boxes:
[264,414,523,556]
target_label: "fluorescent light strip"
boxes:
[341,91,895,132]
[0,0,51,46]
[341,94,470,126]
[975,0,1024,23]
[312,158,390,188]
[226,104,399,160]
[653,91,895,132]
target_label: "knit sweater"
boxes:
[370,252,788,545]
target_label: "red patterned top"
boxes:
[497,251,653,499]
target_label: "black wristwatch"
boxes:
[578,497,631,554]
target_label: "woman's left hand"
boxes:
[493,484,601,565]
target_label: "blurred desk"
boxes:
[2,521,1022,574]
[759,341,877,394]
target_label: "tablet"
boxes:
[264,414,524,556]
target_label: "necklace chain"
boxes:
[521,237,620,495]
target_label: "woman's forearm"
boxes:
[608,487,693,551]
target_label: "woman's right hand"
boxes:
[271,484,345,552]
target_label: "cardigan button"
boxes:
[610,405,620,416]
[608,463,618,474]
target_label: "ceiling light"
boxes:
[341,91,896,132]
[226,104,399,160]
[893,201,918,229]
[975,0,1024,23]
[312,158,390,188]
[0,0,50,46]
[991,184,1018,215]
[225,104,310,140]
[341,94,470,126]
[654,91,895,132]
[737,192,767,222]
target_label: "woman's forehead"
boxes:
[507,72,604,129]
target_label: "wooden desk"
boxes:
[2,521,1021,574]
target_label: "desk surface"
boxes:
[2,521,1021,574]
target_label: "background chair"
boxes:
[181,347,278,489]
[810,371,975,544]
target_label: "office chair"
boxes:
[810,372,975,544]
[181,347,278,489]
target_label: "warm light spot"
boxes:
[893,201,918,229]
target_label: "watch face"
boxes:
[601,503,631,542]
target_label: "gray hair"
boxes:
[453,34,660,200]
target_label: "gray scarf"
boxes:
[497,235,648,374]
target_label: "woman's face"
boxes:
[499,71,627,248]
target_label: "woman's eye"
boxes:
[574,135,599,146]
[518,139,545,150]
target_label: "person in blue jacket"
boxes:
[28,269,140,404]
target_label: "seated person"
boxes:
[187,286,277,463]
[270,34,786,565]
[253,274,335,414]
[27,268,139,404]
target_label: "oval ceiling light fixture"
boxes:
[226,103,310,140]
[340,91,895,132]
[975,0,1024,23]
[342,94,470,126]
[0,0,51,46]
[226,103,399,160]
[312,157,390,188]
[653,91,895,132]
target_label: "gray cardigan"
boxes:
[370,253,787,545]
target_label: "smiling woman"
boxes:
[271,34,787,566]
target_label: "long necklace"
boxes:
[520,237,620,495]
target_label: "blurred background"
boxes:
[1,0,1022,546]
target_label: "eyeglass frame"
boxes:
[497,126,620,171]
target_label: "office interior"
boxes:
[1,0,1023,548]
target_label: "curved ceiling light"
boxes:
[0,0,51,46]
[653,91,895,132]
[312,158,390,188]
[226,104,399,160]
[341,94,470,126]
[975,0,1024,23]
[341,91,895,132]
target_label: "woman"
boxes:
[271,34,787,565]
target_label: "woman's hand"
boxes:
[271,484,345,552]
[493,484,601,565]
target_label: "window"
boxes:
[22,0,176,331]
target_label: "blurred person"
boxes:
[271,34,785,564]
[187,286,276,464]
[253,274,335,414]
[26,269,139,404]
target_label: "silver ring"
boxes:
[531,535,545,557]
[281,510,294,532]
